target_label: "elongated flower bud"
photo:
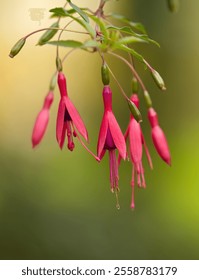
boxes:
[56,57,63,72]
[101,64,110,85]
[143,90,153,108]
[127,99,142,123]
[9,38,26,58]
[32,92,54,148]
[132,77,139,93]
[167,0,179,13]
[148,108,171,165]
[37,22,59,45]
[151,69,166,91]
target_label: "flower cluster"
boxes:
[31,64,171,209]
[9,0,172,209]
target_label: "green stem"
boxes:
[108,51,147,92]
[23,27,88,41]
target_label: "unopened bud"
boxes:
[37,22,59,46]
[148,108,171,165]
[127,99,142,123]
[56,57,63,72]
[32,92,54,148]
[101,64,110,85]
[49,74,57,91]
[9,38,26,58]
[132,77,139,93]
[151,69,166,91]
[167,0,179,13]
[144,90,152,108]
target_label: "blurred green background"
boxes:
[1,0,199,259]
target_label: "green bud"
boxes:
[127,99,142,123]
[9,38,26,58]
[37,22,59,46]
[143,90,152,108]
[101,64,110,85]
[56,57,63,72]
[167,0,179,13]
[151,69,166,91]
[49,73,57,91]
[132,77,139,93]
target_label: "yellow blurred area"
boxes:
[0,0,199,260]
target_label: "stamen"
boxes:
[71,125,100,161]
[66,121,74,151]
[140,162,146,188]
[131,165,135,187]
[109,150,119,191]
[130,186,135,209]
[115,190,120,210]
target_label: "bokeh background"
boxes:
[1,0,199,259]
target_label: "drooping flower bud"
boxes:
[32,92,54,148]
[148,108,171,165]
[9,38,26,58]
[132,77,139,93]
[56,57,63,72]
[127,99,142,123]
[143,90,153,108]
[101,64,110,85]
[167,0,179,13]
[151,69,166,91]
[37,22,59,46]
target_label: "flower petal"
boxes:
[97,113,108,158]
[64,97,88,141]
[129,118,142,164]
[56,98,65,147]
[60,122,67,149]
[118,126,129,165]
[152,126,171,165]
[141,133,153,169]
[32,109,49,148]
[108,111,126,159]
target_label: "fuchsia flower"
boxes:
[97,85,126,193]
[119,94,152,208]
[32,91,54,148]
[56,72,88,150]
[148,108,171,165]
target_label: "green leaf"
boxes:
[106,25,160,47]
[82,40,100,49]
[49,7,71,17]
[117,36,147,44]
[88,14,109,40]
[67,0,89,23]
[112,43,144,62]
[106,25,137,35]
[75,17,95,38]
[110,13,147,34]
[47,40,83,48]
[47,39,104,52]
[50,8,95,38]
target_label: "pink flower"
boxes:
[56,72,88,150]
[32,91,54,148]
[148,108,171,165]
[120,94,152,208]
[97,85,126,194]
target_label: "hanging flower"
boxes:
[97,85,126,197]
[56,72,88,151]
[119,94,152,208]
[148,108,171,165]
[32,91,54,148]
